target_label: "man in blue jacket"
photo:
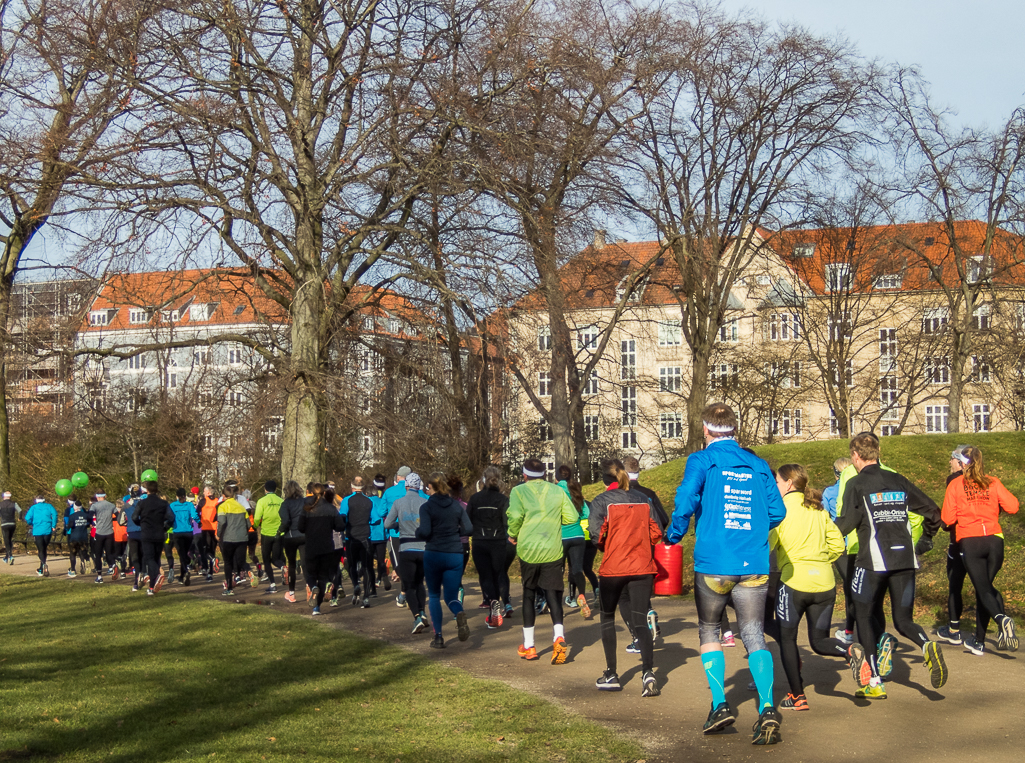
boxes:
[667,403,787,745]
[24,496,59,576]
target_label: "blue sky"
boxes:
[721,0,1025,130]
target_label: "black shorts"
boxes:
[520,560,564,592]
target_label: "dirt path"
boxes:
[4,551,1023,762]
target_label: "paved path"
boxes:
[4,551,1023,762]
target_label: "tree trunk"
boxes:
[281,273,326,485]
[686,340,711,452]
[947,328,966,434]
[0,275,13,492]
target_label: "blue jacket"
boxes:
[381,482,406,538]
[369,495,388,542]
[170,500,199,534]
[668,438,787,575]
[121,495,143,537]
[25,502,58,536]
[822,480,841,520]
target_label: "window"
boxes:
[167,371,177,389]
[875,274,902,290]
[537,326,551,351]
[926,405,948,433]
[89,310,110,326]
[233,305,246,316]
[362,316,374,330]
[925,357,950,385]
[198,390,213,407]
[189,303,212,321]
[879,328,897,373]
[756,275,772,286]
[770,361,800,388]
[228,347,243,365]
[971,355,991,383]
[922,307,949,334]
[659,366,682,393]
[792,243,815,258]
[973,404,991,432]
[228,390,244,407]
[769,313,801,341]
[880,425,898,436]
[126,389,147,413]
[769,409,802,437]
[971,304,991,331]
[161,309,180,323]
[127,354,145,371]
[829,407,850,436]
[1017,302,1025,332]
[584,415,599,441]
[621,430,637,449]
[828,312,852,342]
[660,412,683,439]
[825,263,853,291]
[538,419,553,442]
[621,386,636,426]
[582,371,599,396]
[658,320,682,346]
[194,349,210,366]
[829,358,854,388]
[620,340,636,380]
[880,376,899,419]
[719,318,739,343]
[538,372,551,397]
[129,308,150,325]
[577,325,599,350]
[966,255,991,284]
[388,317,400,334]
[710,363,738,389]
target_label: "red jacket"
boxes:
[941,474,1019,541]
[588,487,662,577]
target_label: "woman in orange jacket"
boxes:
[941,446,1019,654]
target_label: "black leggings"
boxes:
[372,541,388,584]
[522,588,563,628]
[69,542,90,573]
[141,540,164,588]
[174,533,194,576]
[582,543,599,594]
[281,537,304,592]
[775,583,849,694]
[260,535,281,585]
[128,538,143,584]
[472,539,508,604]
[851,566,927,677]
[398,549,427,615]
[600,574,654,673]
[247,530,258,564]
[221,540,249,588]
[835,554,858,631]
[305,552,337,606]
[562,537,586,599]
[201,530,218,572]
[93,534,115,569]
[347,539,374,595]
[2,526,14,558]
[946,540,967,622]
[164,537,175,568]
[960,535,1006,641]
[34,534,51,566]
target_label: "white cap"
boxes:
[2,491,10,499]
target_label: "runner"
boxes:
[385,472,430,633]
[297,483,345,615]
[507,457,578,665]
[588,459,663,697]
[1,491,22,564]
[834,433,946,699]
[556,465,591,620]
[936,445,975,646]
[369,474,392,594]
[277,480,307,603]
[467,466,510,628]
[769,464,850,711]
[340,476,374,607]
[821,458,851,519]
[122,485,145,590]
[132,481,174,595]
[254,480,283,594]
[170,488,199,586]
[65,499,93,577]
[940,445,1019,654]
[417,472,473,648]
[623,456,668,648]
[666,403,786,745]
[25,496,58,576]
[197,485,220,582]
[382,467,411,604]
[112,500,129,575]
[216,483,254,596]
[448,475,471,605]
[90,492,118,583]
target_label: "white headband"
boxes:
[627,472,640,480]
[953,452,970,466]
[523,467,546,478]
[704,421,735,434]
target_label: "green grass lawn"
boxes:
[0,577,641,763]
[588,431,1025,622]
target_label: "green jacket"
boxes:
[507,480,578,564]
[254,493,283,537]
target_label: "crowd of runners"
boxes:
[0,402,1020,746]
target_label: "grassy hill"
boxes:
[588,431,1025,622]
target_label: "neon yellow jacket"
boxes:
[507,480,578,565]
[836,462,924,552]
[770,492,845,593]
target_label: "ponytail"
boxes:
[777,463,823,511]
[961,446,991,490]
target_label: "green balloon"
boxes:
[72,471,89,488]
[140,469,158,483]
[55,479,74,497]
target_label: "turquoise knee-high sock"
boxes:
[702,650,727,707]
[749,649,774,709]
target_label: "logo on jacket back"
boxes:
[721,469,753,531]
[867,491,908,524]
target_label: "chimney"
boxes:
[593,229,606,250]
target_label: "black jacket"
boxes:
[629,480,669,530]
[278,497,307,540]
[343,492,374,542]
[416,494,472,553]
[466,488,509,540]
[835,463,940,573]
[131,495,174,543]
[0,499,19,527]
[298,501,345,557]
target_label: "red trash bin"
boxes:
[653,542,683,596]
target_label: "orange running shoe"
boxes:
[518,644,538,660]
[577,594,592,620]
[551,636,568,665]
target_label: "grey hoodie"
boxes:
[91,500,117,535]
[385,488,427,552]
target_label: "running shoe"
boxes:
[596,670,622,691]
[923,641,948,689]
[504,603,514,619]
[312,607,321,616]
[936,625,963,645]
[131,585,140,592]
[564,595,579,609]
[351,587,360,607]
[67,570,76,578]
[383,577,391,591]
[308,586,319,609]
[855,681,887,699]
[111,566,120,581]
[996,615,1018,652]
[647,610,660,641]
[430,634,445,649]
[835,628,854,645]
[457,586,464,604]
[205,574,213,583]
[479,600,491,609]
[79,560,86,575]
[703,702,736,734]
[167,569,175,584]
[267,584,277,594]
[413,616,427,634]
[641,670,660,697]
[260,574,269,583]
[577,594,592,620]
[153,572,166,594]
[876,632,897,679]
[396,593,407,608]
[847,643,872,688]
[625,639,641,654]
[94,575,103,584]
[485,616,500,629]
[36,567,43,577]
[147,589,155,597]
[362,597,370,609]
[535,598,549,616]
[751,706,781,745]
[221,588,233,596]
[213,558,220,573]
[306,585,313,605]
[183,570,191,587]
[42,564,49,577]
[249,571,259,588]
[963,634,985,655]
[457,611,470,642]
[517,644,538,660]
[489,600,504,628]
[779,693,809,711]
[329,597,339,607]
[721,631,736,648]
[282,565,289,584]
[284,591,296,603]
[551,636,568,665]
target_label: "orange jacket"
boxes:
[199,496,219,531]
[941,474,1019,541]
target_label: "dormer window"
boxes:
[966,255,991,284]
[792,243,815,258]
[825,263,852,292]
[129,308,152,325]
[189,303,216,321]
[89,309,116,326]
[874,274,902,290]
[161,309,180,323]
[616,275,648,303]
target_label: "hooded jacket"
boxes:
[278,497,306,540]
[24,502,58,536]
[170,500,199,535]
[132,495,175,542]
[216,498,250,544]
[385,488,427,551]
[416,493,472,554]
[298,500,345,557]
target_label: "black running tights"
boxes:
[600,574,654,673]
[776,583,849,694]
